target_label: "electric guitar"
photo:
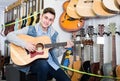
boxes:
[96,24,105,81]
[92,0,115,17]
[80,26,94,81]
[87,26,100,81]
[10,34,81,66]
[101,23,117,81]
[59,1,85,32]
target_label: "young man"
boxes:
[6,7,73,81]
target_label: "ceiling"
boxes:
[0,0,17,9]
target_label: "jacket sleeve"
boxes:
[6,27,29,48]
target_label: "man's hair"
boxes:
[42,7,56,17]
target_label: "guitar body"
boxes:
[114,0,120,10]
[76,0,96,17]
[26,14,31,26]
[71,59,81,81]
[59,1,85,32]
[32,11,37,26]
[92,0,115,17]
[80,60,91,81]
[101,63,114,81]
[102,0,120,14]
[4,21,15,36]
[88,62,100,81]
[10,35,50,66]
[116,65,120,81]
[66,0,81,19]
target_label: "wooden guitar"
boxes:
[26,0,32,26]
[10,34,81,66]
[71,32,81,81]
[92,0,115,17]
[76,0,96,17]
[102,0,120,14]
[114,0,120,10]
[101,23,117,81]
[66,0,82,19]
[32,0,37,26]
[59,1,85,32]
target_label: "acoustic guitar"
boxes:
[66,0,82,19]
[101,23,117,81]
[92,0,115,17]
[59,1,85,32]
[102,0,120,14]
[76,0,96,17]
[114,0,120,10]
[10,34,81,66]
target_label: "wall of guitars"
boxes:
[0,0,120,80]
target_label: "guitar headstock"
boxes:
[98,24,105,36]
[79,28,86,37]
[108,22,116,36]
[87,25,94,38]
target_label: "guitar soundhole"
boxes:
[30,43,44,58]
[36,43,44,51]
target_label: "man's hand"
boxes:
[24,42,36,52]
[65,40,74,48]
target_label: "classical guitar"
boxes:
[76,0,96,17]
[59,1,85,32]
[10,34,81,66]
[66,0,82,19]
[92,0,115,17]
[101,23,117,81]
[102,0,120,14]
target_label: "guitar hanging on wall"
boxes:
[59,1,85,32]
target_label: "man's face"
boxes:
[40,12,55,28]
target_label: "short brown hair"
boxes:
[42,7,56,17]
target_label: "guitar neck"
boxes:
[112,35,116,69]
[45,41,80,48]
[99,44,104,69]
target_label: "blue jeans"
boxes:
[30,59,71,81]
